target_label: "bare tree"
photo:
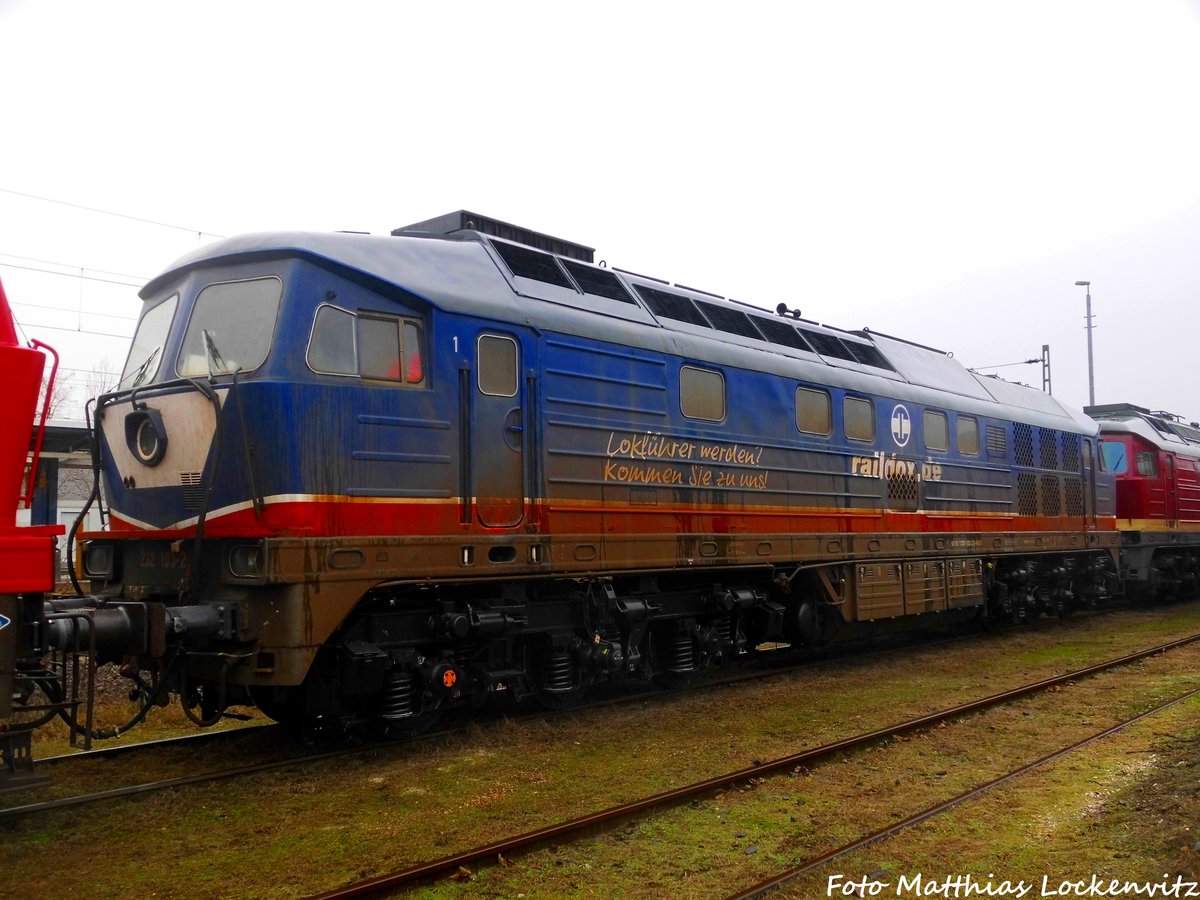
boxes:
[81,358,118,407]
[35,358,118,423]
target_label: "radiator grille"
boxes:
[181,472,204,512]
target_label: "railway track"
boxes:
[35,722,277,767]
[1,622,993,820]
[728,685,1200,899]
[310,630,1200,898]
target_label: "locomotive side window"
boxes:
[307,307,425,384]
[680,366,726,422]
[795,387,832,435]
[1136,451,1158,477]
[924,410,948,451]
[178,277,282,377]
[478,334,519,397]
[404,322,424,382]
[359,317,401,381]
[120,293,178,388]
[957,416,980,455]
[307,305,357,375]
[1101,441,1127,474]
[844,397,874,442]
[359,315,426,385]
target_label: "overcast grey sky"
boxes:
[2,0,1198,420]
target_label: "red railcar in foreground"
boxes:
[0,276,61,784]
[1090,403,1200,598]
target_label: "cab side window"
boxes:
[359,316,402,381]
[307,306,356,375]
[306,305,426,386]
[1136,451,1158,477]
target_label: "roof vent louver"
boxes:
[634,285,711,328]
[798,329,857,361]
[753,317,815,352]
[560,260,637,304]
[490,240,574,289]
[695,300,763,340]
[841,340,894,370]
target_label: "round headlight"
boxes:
[135,417,160,462]
[124,408,169,467]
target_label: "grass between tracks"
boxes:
[3,606,1200,899]
[20,668,262,754]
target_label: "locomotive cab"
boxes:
[73,250,445,710]
[1099,432,1171,522]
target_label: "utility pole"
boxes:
[1074,281,1095,405]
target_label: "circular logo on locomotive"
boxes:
[891,404,912,447]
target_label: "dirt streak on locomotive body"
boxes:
[52,211,1123,730]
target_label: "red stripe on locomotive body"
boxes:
[97,494,1116,543]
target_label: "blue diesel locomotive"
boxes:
[45,211,1117,731]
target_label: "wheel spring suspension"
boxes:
[714,615,733,650]
[541,647,576,692]
[378,671,416,721]
[668,632,696,674]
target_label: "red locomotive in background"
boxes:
[1090,403,1200,599]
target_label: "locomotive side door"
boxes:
[1165,454,1178,525]
[473,333,525,528]
[1083,438,1096,526]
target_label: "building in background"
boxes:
[17,420,101,569]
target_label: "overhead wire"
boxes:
[0,187,226,239]
[13,320,133,341]
[0,251,149,282]
[8,298,138,323]
[0,261,144,289]
[0,189,219,421]
[0,188,241,355]
[52,364,122,379]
